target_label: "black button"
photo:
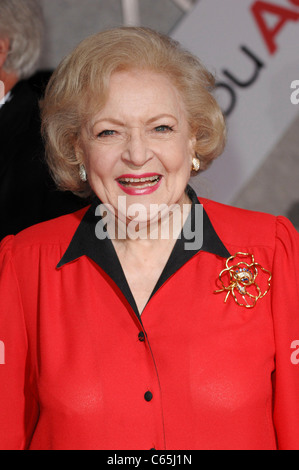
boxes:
[144,391,153,402]
[138,331,145,342]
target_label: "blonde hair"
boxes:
[41,27,226,198]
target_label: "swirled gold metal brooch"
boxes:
[214,252,272,308]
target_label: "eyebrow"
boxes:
[92,114,178,127]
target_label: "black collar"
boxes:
[57,185,230,318]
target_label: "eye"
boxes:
[97,130,116,138]
[154,125,174,133]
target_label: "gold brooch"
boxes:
[215,252,272,308]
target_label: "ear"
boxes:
[0,37,10,69]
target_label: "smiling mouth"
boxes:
[117,175,162,188]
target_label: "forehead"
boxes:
[97,69,187,119]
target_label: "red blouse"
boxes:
[0,188,299,450]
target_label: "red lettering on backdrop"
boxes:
[251,1,299,54]
[288,1,299,6]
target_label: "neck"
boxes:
[106,192,192,252]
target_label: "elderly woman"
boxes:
[0,27,299,451]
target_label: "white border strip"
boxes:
[121,0,141,26]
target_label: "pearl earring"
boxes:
[192,155,201,172]
[79,164,87,182]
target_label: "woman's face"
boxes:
[79,69,196,222]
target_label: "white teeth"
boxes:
[118,175,161,188]
[119,175,160,183]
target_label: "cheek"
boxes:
[163,141,192,173]
[86,149,116,179]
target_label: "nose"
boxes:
[121,129,153,167]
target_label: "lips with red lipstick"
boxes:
[116,173,162,195]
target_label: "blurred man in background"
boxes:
[0,0,85,241]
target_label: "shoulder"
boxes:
[4,80,39,119]
[0,206,90,256]
[12,79,38,103]
[199,198,278,250]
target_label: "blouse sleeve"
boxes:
[272,216,299,450]
[0,236,38,450]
